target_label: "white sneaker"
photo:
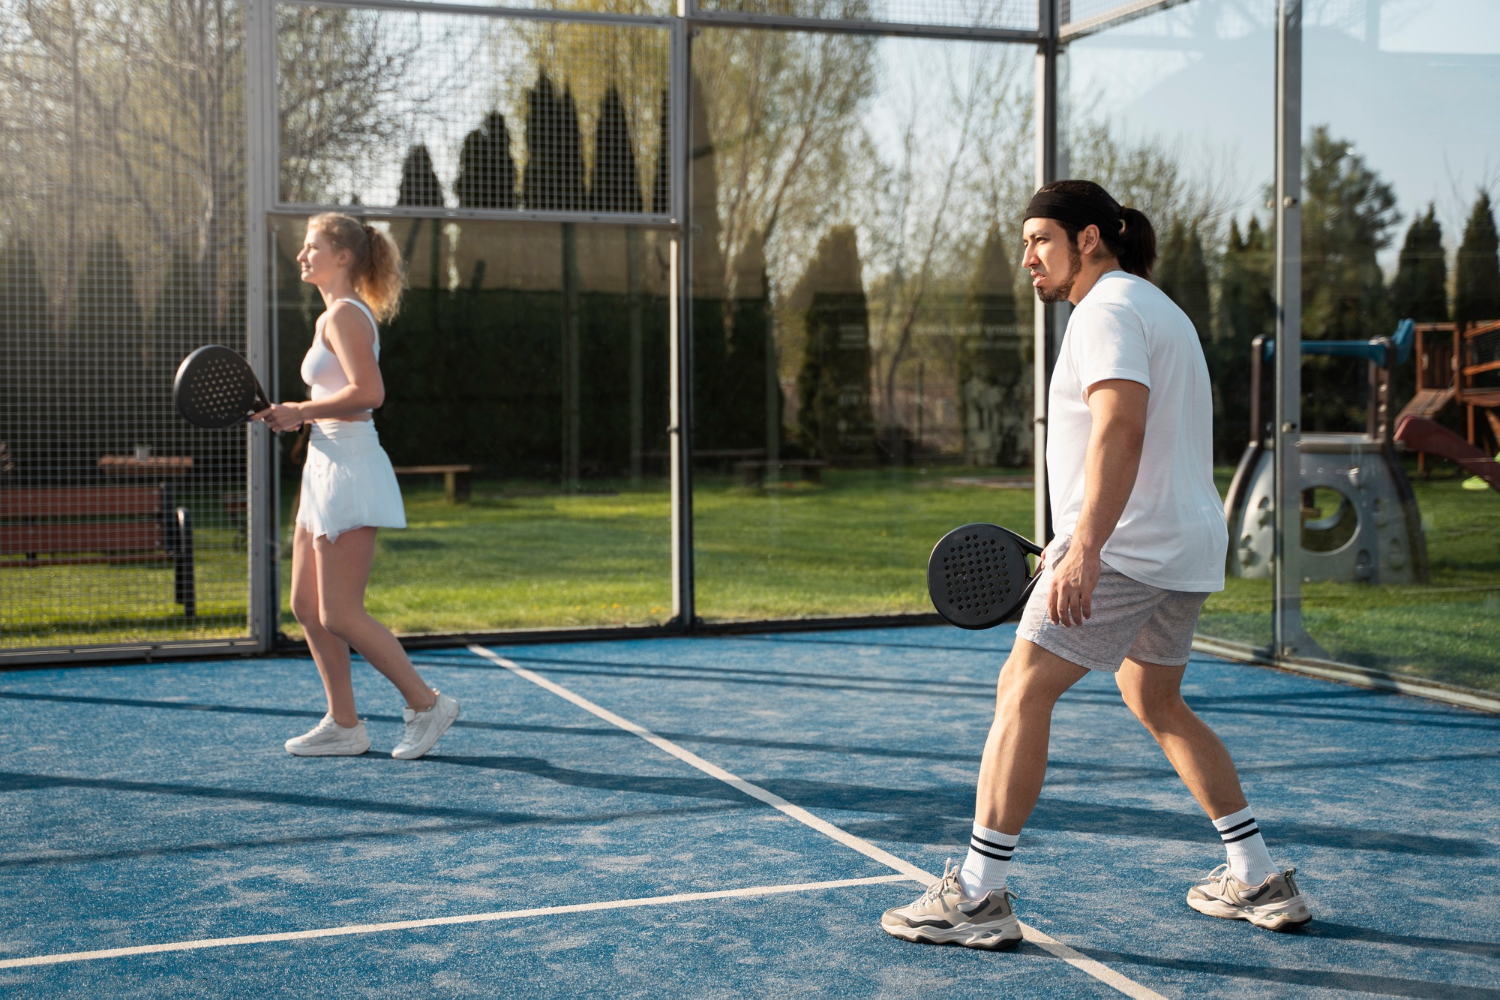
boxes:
[285,714,371,756]
[391,692,460,759]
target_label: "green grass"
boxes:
[287,480,675,635]
[1,524,250,648]
[692,469,1034,620]
[8,462,1498,694]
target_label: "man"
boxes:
[881,180,1310,950]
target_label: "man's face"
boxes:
[1022,217,1082,305]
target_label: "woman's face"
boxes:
[297,227,349,287]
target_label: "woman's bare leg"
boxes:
[313,527,436,712]
[290,525,358,727]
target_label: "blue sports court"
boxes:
[1,626,1495,997]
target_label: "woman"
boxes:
[255,213,459,759]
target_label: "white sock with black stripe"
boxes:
[958,822,1018,899]
[1213,806,1278,886]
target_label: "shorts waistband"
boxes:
[309,419,378,442]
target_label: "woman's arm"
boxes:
[254,302,385,430]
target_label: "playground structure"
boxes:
[1226,322,1430,584]
[1396,319,1500,489]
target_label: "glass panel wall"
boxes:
[0,1,251,653]
[689,29,1037,621]
[1063,0,1277,648]
[273,217,673,636]
[694,0,1039,31]
[1299,0,1500,691]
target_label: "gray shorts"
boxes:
[1016,562,1208,673]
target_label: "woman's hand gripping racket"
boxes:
[173,345,274,430]
[927,523,1044,630]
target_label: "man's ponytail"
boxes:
[1116,206,1157,281]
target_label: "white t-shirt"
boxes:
[1046,271,1227,592]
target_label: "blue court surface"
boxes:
[0,626,1497,998]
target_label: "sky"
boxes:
[1063,0,1500,268]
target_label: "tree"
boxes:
[1156,220,1211,341]
[957,225,1026,466]
[397,144,444,207]
[70,233,145,465]
[650,89,670,216]
[454,112,518,209]
[793,225,873,461]
[1300,126,1397,430]
[523,73,585,212]
[1455,192,1500,328]
[1211,217,1275,461]
[1389,204,1448,322]
[0,240,54,479]
[590,86,642,215]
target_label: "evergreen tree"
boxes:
[70,232,145,466]
[1389,204,1448,322]
[396,144,444,207]
[523,73,585,211]
[650,89,670,216]
[454,111,518,209]
[590,85,642,214]
[957,224,1025,466]
[1455,192,1500,328]
[793,225,873,461]
[154,247,214,461]
[1211,217,1275,461]
[0,240,55,479]
[1300,126,1397,430]
[1156,220,1211,341]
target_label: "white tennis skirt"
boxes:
[296,420,406,543]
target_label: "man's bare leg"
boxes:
[1114,658,1247,818]
[974,639,1089,832]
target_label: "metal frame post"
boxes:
[1033,0,1062,547]
[670,5,695,628]
[245,0,277,652]
[1272,0,1317,658]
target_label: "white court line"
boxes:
[0,875,910,970]
[472,644,1166,1000]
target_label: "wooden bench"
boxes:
[391,464,475,504]
[736,459,828,488]
[0,485,196,616]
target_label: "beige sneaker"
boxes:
[880,862,1023,950]
[1187,865,1311,931]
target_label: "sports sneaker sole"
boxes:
[1188,894,1312,931]
[285,738,371,757]
[881,919,1023,950]
[391,698,460,760]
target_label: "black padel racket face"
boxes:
[927,523,1045,630]
[174,345,271,429]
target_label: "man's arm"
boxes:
[1047,379,1149,626]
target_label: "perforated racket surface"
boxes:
[927,523,1044,630]
[173,345,271,429]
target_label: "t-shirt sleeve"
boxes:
[1068,300,1152,396]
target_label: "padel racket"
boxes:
[173,345,272,429]
[927,523,1044,630]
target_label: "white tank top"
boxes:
[300,298,380,417]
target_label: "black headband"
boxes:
[1023,190,1124,235]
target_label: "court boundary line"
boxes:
[470,644,1167,1000]
[0,875,909,970]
